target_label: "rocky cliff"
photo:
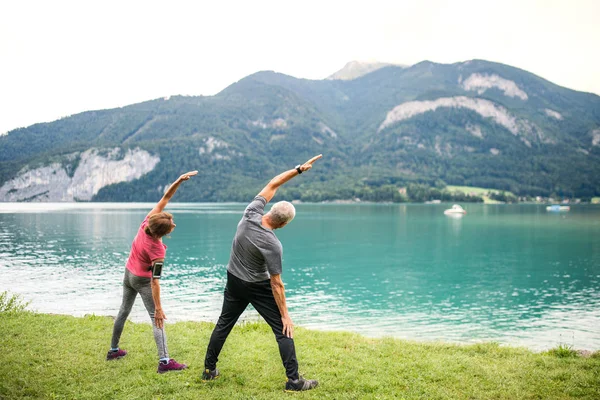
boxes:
[0,148,159,201]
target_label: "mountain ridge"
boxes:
[326,60,408,81]
[1,59,599,202]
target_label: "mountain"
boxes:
[1,59,599,202]
[326,60,407,80]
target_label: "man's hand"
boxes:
[258,154,323,202]
[178,170,198,181]
[155,308,167,329]
[299,154,322,173]
[282,315,294,339]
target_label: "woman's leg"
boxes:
[110,270,138,349]
[130,274,169,360]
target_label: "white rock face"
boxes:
[577,148,589,155]
[250,118,288,129]
[198,136,241,160]
[250,120,268,129]
[466,123,483,138]
[326,61,407,81]
[199,137,228,154]
[592,129,600,146]
[462,73,528,100]
[269,134,287,143]
[544,109,563,120]
[0,148,160,202]
[272,118,287,129]
[379,96,519,134]
[319,122,338,138]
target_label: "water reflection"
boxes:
[0,203,599,350]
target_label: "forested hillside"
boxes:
[1,59,599,202]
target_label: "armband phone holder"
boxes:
[152,262,164,279]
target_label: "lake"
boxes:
[1,202,599,351]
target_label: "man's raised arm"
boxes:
[258,155,322,203]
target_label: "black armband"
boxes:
[152,262,164,279]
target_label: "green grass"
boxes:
[447,185,516,204]
[1,312,599,399]
[0,291,29,313]
[548,344,579,358]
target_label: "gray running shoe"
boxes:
[285,376,318,391]
[202,368,220,381]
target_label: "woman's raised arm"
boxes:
[147,171,198,217]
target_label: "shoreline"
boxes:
[37,310,600,355]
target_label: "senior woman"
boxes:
[107,170,197,373]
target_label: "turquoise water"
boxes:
[1,202,599,350]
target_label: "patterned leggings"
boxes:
[110,268,169,359]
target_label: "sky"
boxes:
[1,0,599,135]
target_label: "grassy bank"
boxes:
[1,311,599,400]
[446,185,516,204]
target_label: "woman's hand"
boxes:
[178,171,198,182]
[154,308,167,329]
[148,170,198,217]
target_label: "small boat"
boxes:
[444,204,467,215]
[546,205,570,212]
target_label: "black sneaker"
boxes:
[285,376,318,392]
[202,368,220,381]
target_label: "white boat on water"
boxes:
[546,205,570,212]
[444,204,467,215]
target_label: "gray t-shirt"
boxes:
[227,195,283,282]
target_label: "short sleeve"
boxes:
[244,196,267,218]
[147,242,166,262]
[263,243,283,276]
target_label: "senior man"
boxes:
[202,155,322,392]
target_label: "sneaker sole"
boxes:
[285,383,318,392]
[106,355,126,361]
[158,369,187,374]
[158,367,188,374]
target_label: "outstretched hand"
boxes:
[299,154,323,173]
[147,170,198,217]
[155,308,167,330]
[178,171,198,181]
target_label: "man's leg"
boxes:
[204,273,249,371]
[249,280,299,380]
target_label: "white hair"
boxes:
[268,201,296,227]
